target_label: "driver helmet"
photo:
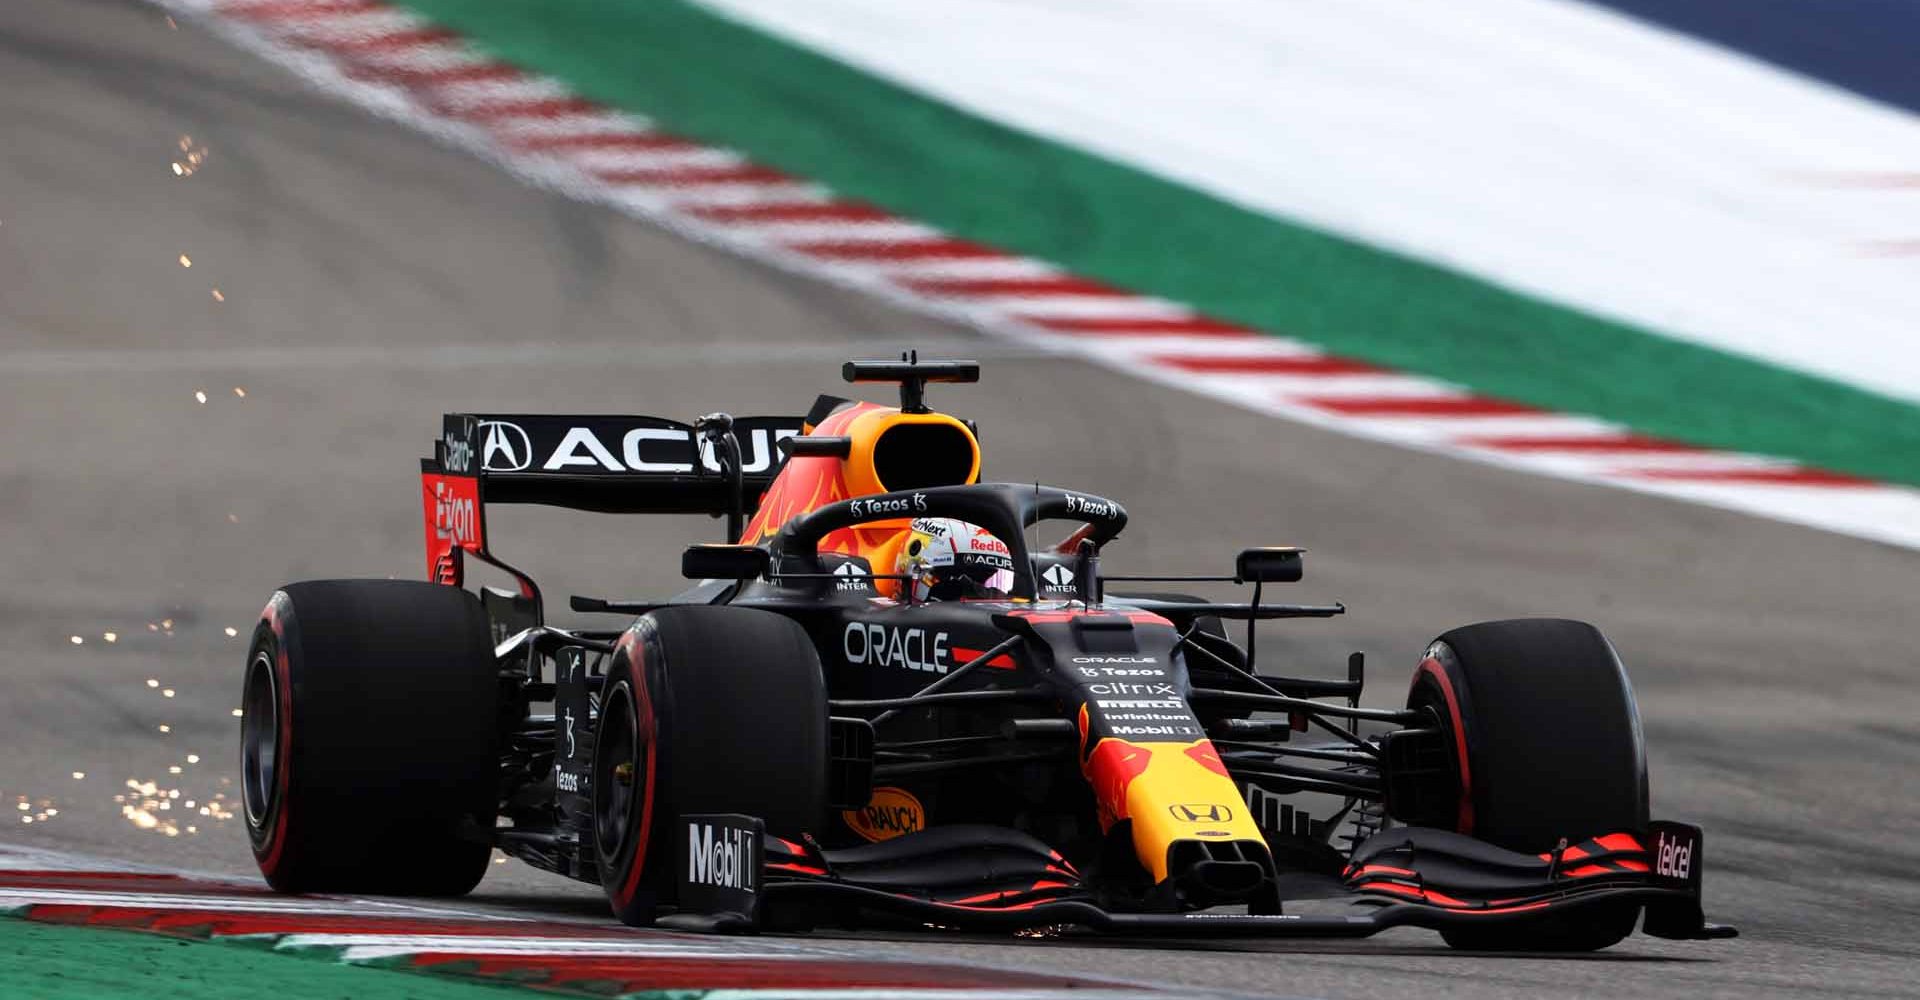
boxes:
[896,517,1016,602]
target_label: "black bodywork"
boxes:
[437,358,1734,943]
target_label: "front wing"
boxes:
[666,814,1736,942]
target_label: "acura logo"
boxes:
[1169,803,1232,823]
[479,420,532,472]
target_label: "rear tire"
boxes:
[242,580,499,895]
[1409,617,1647,951]
[595,606,827,926]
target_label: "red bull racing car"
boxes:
[239,357,1734,950]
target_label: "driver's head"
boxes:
[897,517,1016,602]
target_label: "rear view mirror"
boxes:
[1236,547,1304,583]
[683,544,771,581]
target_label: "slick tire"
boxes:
[242,580,499,895]
[594,606,827,926]
[1410,617,1648,952]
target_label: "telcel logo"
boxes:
[1655,831,1693,880]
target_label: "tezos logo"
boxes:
[1063,493,1114,518]
[1655,830,1693,880]
[687,822,754,891]
[844,622,950,673]
[850,493,928,518]
[478,420,533,472]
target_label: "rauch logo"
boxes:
[842,786,925,843]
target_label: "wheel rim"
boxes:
[240,649,280,829]
[594,679,642,864]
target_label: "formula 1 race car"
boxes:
[239,356,1733,950]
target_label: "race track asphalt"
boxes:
[3,2,1918,996]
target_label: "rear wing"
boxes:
[422,413,805,588]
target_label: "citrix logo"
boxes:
[1087,681,1176,696]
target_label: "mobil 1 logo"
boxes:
[678,813,763,925]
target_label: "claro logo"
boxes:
[842,786,924,843]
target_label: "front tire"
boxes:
[1409,617,1647,951]
[242,580,499,895]
[595,606,827,925]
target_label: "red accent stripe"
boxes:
[1563,864,1618,879]
[592,163,790,186]
[1462,433,1703,454]
[901,276,1128,298]
[442,98,599,122]
[767,862,828,876]
[688,202,894,224]
[1018,316,1257,337]
[953,646,1017,670]
[1352,864,1418,878]
[1595,832,1643,853]
[787,238,1006,261]
[1152,354,1385,376]
[1625,467,1871,486]
[1302,395,1541,417]
[1413,657,1474,835]
[303,28,454,52]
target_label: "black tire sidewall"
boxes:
[1413,618,1648,854]
[1412,618,1649,951]
[594,606,827,924]
[244,580,499,895]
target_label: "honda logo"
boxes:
[1169,803,1232,823]
[479,420,533,472]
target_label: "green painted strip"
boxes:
[394,0,1920,487]
[0,915,539,1000]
